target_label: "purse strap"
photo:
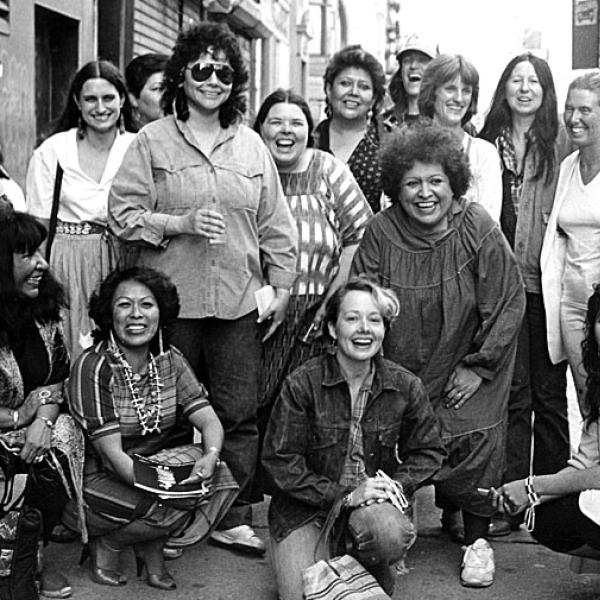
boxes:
[313,496,350,563]
[45,162,64,262]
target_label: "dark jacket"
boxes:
[262,352,445,541]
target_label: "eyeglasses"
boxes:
[187,62,234,85]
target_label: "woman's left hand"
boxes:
[181,453,219,484]
[19,418,51,464]
[443,365,483,409]
[258,289,291,342]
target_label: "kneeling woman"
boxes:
[67,267,236,590]
[262,278,445,599]
[496,286,600,553]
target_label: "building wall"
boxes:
[0,1,96,186]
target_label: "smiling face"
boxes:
[135,71,165,126]
[183,51,233,117]
[112,280,160,352]
[76,78,124,135]
[327,67,374,122]
[13,246,48,299]
[401,50,431,100]
[505,60,543,119]
[564,88,600,149]
[398,161,453,235]
[328,290,385,367]
[260,102,309,172]
[433,75,472,128]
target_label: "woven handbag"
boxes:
[302,554,390,600]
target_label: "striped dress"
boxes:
[260,149,372,408]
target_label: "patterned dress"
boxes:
[260,149,372,409]
[314,119,383,213]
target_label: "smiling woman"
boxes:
[351,123,526,588]
[25,60,136,361]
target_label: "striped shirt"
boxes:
[68,341,209,442]
[280,149,372,297]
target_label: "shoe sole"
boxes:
[460,578,493,588]
[39,588,73,599]
[208,536,266,557]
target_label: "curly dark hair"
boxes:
[323,45,386,122]
[89,267,180,354]
[52,60,135,135]
[323,276,400,343]
[479,54,559,185]
[582,285,600,427]
[161,21,249,127]
[379,122,471,203]
[0,207,66,347]
[418,54,479,126]
[253,88,315,148]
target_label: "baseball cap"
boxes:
[396,33,438,62]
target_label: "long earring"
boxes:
[367,108,373,122]
[77,114,85,139]
[158,328,164,355]
[118,112,125,134]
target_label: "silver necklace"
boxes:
[109,335,163,435]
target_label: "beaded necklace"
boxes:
[109,333,163,435]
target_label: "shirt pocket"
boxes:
[307,426,342,476]
[152,164,207,214]
[214,162,263,214]
[376,426,403,469]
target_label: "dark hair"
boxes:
[53,60,135,135]
[89,267,180,354]
[323,276,400,342]
[479,54,559,185]
[253,88,315,148]
[125,53,169,98]
[582,285,600,427]
[379,122,471,203]
[323,45,386,122]
[418,54,479,126]
[0,207,66,347]
[161,21,249,127]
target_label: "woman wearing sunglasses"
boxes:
[108,22,298,556]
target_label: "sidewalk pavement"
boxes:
[48,486,600,600]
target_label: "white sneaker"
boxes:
[460,538,494,587]
[210,525,266,556]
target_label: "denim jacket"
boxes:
[262,352,445,541]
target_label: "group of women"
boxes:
[0,17,599,600]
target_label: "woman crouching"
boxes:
[262,278,445,599]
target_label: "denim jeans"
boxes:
[270,502,416,600]
[532,493,600,553]
[171,312,262,528]
[505,293,570,482]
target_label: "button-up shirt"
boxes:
[108,115,298,319]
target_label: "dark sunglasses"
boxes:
[187,62,234,85]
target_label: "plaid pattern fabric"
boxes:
[340,369,374,487]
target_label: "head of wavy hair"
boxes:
[89,266,180,355]
[52,60,135,136]
[582,284,600,427]
[379,121,471,204]
[0,206,65,347]
[323,276,400,342]
[161,21,248,127]
[323,45,386,123]
[253,88,315,148]
[479,54,558,185]
[418,54,479,126]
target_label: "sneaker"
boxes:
[460,538,494,588]
[209,525,266,556]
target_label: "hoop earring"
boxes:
[77,114,86,139]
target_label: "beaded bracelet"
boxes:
[524,475,540,533]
